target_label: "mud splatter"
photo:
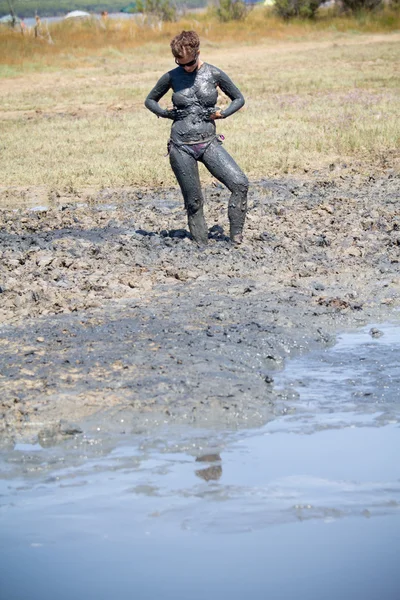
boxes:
[0,171,399,442]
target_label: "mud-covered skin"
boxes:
[0,171,399,443]
[145,63,245,143]
[170,138,248,244]
[145,63,248,243]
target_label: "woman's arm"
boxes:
[144,72,175,119]
[215,68,245,118]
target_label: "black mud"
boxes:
[0,170,399,443]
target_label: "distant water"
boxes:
[23,13,141,27]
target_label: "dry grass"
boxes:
[1,7,400,71]
[0,11,399,190]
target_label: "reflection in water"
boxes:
[0,323,399,600]
[196,465,223,482]
[196,454,221,463]
[195,454,223,481]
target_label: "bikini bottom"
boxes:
[168,135,224,161]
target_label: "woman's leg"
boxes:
[169,145,208,245]
[202,141,248,242]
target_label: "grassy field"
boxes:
[0,9,399,190]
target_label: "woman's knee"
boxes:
[231,173,249,195]
[240,173,249,193]
[186,193,203,215]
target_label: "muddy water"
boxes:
[1,322,399,600]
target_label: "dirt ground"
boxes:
[0,166,399,444]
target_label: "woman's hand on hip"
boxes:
[210,110,224,120]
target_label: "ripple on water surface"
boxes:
[0,323,399,600]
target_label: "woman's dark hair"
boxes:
[170,31,200,59]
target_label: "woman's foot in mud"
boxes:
[231,234,243,246]
[191,232,209,247]
[188,212,208,246]
[195,239,208,249]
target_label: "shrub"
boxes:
[216,0,248,22]
[136,0,177,22]
[340,0,383,12]
[274,0,323,19]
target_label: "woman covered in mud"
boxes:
[145,30,248,245]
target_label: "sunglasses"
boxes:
[175,54,198,68]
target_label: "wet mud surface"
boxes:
[0,170,399,443]
[1,322,399,600]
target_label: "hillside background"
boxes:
[0,0,207,18]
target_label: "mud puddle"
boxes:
[1,322,399,600]
[1,173,399,439]
[273,320,400,420]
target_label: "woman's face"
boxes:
[175,50,199,73]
